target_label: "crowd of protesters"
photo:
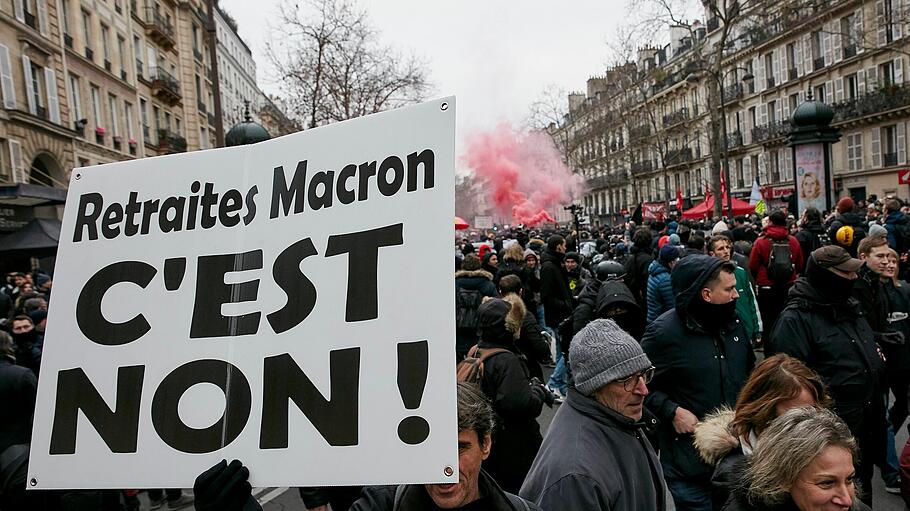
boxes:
[7,196,910,511]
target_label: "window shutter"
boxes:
[867,66,878,90]
[858,68,866,94]
[825,80,833,104]
[13,0,24,22]
[877,0,888,46]
[872,128,882,167]
[783,97,791,119]
[896,57,905,84]
[760,103,768,125]
[8,140,22,183]
[795,41,803,76]
[757,56,766,92]
[744,156,752,184]
[894,0,904,39]
[835,78,844,102]
[822,29,832,66]
[855,8,865,54]
[773,48,781,84]
[0,44,16,109]
[758,153,767,182]
[833,21,842,62]
[775,101,782,124]
[37,0,48,36]
[44,67,59,123]
[898,122,907,165]
[803,35,813,73]
[21,56,35,115]
[147,46,156,78]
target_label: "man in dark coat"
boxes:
[642,255,755,511]
[454,255,498,360]
[521,319,666,511]
[571,263,644,341]
[769,245,886,506]
[0,331,37,511]
[624,227,654,308]
[473,297,550,493]
[540,235,573,397]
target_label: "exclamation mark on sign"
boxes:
[397,340,430,444]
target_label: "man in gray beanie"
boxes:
[520,319,667,510]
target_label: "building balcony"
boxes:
[149,67,181,104]
[143,7,176,50]
[24,11,36,29]
[833,84,910,123]
[751,120,791,144]
[587,175,609,190]
[885,152,899,167]
[813,57,825,71]
[85,47,94,61]
[104,59,112,72]
[788,67,797,81]
[121,69,128,81]
[662,107,689,128]
[722,83,743,103]
[629,124,650,141]
[631,160,654,175]
[157,129,187,153]
[665,147,693,166]
[727,130,744,149]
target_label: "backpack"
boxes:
[455,288,483,329]
[893,222,910,255]
[455,345,510,385]
[766,239,795,284]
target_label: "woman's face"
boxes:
[803,175,819,198]
[789,446,856,511]
[488,255,498,267]
[884,254,898,279]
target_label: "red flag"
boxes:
[676,188,683,211]
[719,171,727,201]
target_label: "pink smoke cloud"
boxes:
[462,124,584,226]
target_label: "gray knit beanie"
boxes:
[569,319,652,396]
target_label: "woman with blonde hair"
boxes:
[723,407,869,510]
[695,354,831,508]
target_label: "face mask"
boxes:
[689,298,737,331]
[12,329,37,346]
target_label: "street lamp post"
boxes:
[687,67,754,218]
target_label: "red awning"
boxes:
[681,195,755,219]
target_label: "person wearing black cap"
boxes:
[641,255,755,511]
[769,245,887,506]
[827,197,866,257]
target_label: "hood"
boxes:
[576,278,602,308]
[477,295,525,345]
[762,225,790,240]
[595,280,640,317]
[837,212,863,226]
[454,269,493,281]
[886,210,908,225]
[501,294,526,341]
[671,254,725,312]
[694,407,739,466]
[540,248,565,265]
[648,259,670,277]
[786,277,862,318]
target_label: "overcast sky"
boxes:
[218,0,640,143]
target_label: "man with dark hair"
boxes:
[642,255,754,511]
[540,235,573,398]
[707,235,761,345]
[0,330,38,510]
[193,383,542,511]
[827,197,866,257]
[9,316,40,376]
[748,210,803,343]
[769,245,886,505]
[731,215,757,243]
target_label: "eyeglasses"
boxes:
[615,366,655,392]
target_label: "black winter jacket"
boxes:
[520,389,667,511]
[795,222,827,270]
[0,359,36,455]
[454,270,498,356]
[624,246,653,308]
[496,261,540,311]
[475,339,545,493]
[350,470,541,511]
[722,487,871,511]
[539,249,573,327]
[769,278,885,434]
[827,212,867,257]
[641,255,755,479]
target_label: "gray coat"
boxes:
[519,389,667,511]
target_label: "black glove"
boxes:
[194,459,259,511]
[531,383,555,407]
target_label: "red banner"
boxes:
[642,202,667,222]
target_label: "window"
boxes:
[770,151,780,183]
[880,61,895,87]
[108,94,118,136]
[124,101,134,139]
[789,93,799,113]
[749,106,757,127]
[846,132,863,171]
[841,14,857,55]
[883,125,898,166]
[68,74,82,121]
[164,111,170,131]
[845,74,858,99]
[767,100,777,123]
[153,105,161,132]
[786,43,797,76]
[175,117,181,135]
[82,11,92,56]
[200,127,207,149]
[764,53,774,87]
[133,35,143,77]
[815,83,826,102]
[811,31,822,60]
[90,85,101,128]
[29,62,44,111]
[751,155,760,184]
[117,36,127,77]
[101,24,111,63]
[736,159,744,189]
[61,0,70,34]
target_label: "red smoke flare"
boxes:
[462,124,583,226]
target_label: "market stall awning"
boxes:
[681,195,755,219]
[0,218,61,255]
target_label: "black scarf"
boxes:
[688,298,737,332]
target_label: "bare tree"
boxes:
[266,0,431,129]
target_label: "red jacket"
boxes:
[748,225,804,286]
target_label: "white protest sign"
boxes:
[473,215,493,229]
[28,98,458,489]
